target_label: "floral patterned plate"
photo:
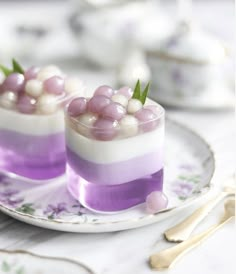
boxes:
[0,119,215,233]
[0,249,94,274]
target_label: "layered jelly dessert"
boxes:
[0,59,84,180]
[65,81,165,212]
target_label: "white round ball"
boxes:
[37,94,58,114]
[127,98,143,114]
[119,115,139,137]
[0,91,17,109]
[25,79,43,98]
[78,113,97,126]
[111,94,128,107]
[64,77,84,95]
[77,113,98,137]
[37,65,61,81]
[37,71,56,82]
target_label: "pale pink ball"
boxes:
[92,118,118,141]
[68,97,87,117]
[24,66,40,81]
[117,86,133,98]
[135,108,157,132]
[94,85,114,98]
[145,105,160,116]
[43,76,64,95]
[2,73,25,93]
[17,95,36,114]
[87,95,111,114]
[146,191,168,213]
[101,102,126,121]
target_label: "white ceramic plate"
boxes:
[0,119,215,233]
[0,249,94,274]
[151,83,235,110]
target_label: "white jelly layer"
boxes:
[66,124,164,164]
[0,107,64,135]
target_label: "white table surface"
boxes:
[0,1,235,274]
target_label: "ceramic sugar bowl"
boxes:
[147,22,227,99]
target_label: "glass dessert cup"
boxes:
[65,88,165,213]
[0,63,84,181]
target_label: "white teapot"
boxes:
[147,21,228,98]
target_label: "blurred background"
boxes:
[0,0,234,109]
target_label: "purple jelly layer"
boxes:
[66,146,164,185]
[0,129,66,180]
[67,165,164,212]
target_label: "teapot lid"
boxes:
[150,22,227,64]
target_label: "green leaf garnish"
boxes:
[132,79,150,105]
[140,82,150,105]
[12,58,24,74]
[0,64,12,77]
[0,58,25,77]
[132,79,141,100]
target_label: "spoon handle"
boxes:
[150,217,233,270]
[164,192,229,242]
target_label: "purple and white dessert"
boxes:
[0,59,85,180]
[65,81,165,212]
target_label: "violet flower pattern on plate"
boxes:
[0,118,214,228]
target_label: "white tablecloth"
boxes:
[0,1,235,274]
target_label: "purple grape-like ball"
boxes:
[2,73,25,93]
[68,97,87,117]
[87,95,111,114]
[92,118,118,141]
[135,108,157,132]
[101,102,126,121]
[24,66,40,81]
[94,85,114,98]
[17,95,36,114]
[43,76,65,95]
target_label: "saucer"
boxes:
[150,82,235,110]
[0,119,215,233]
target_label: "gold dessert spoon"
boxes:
[150,198,235,270]
[164,181,235,243]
